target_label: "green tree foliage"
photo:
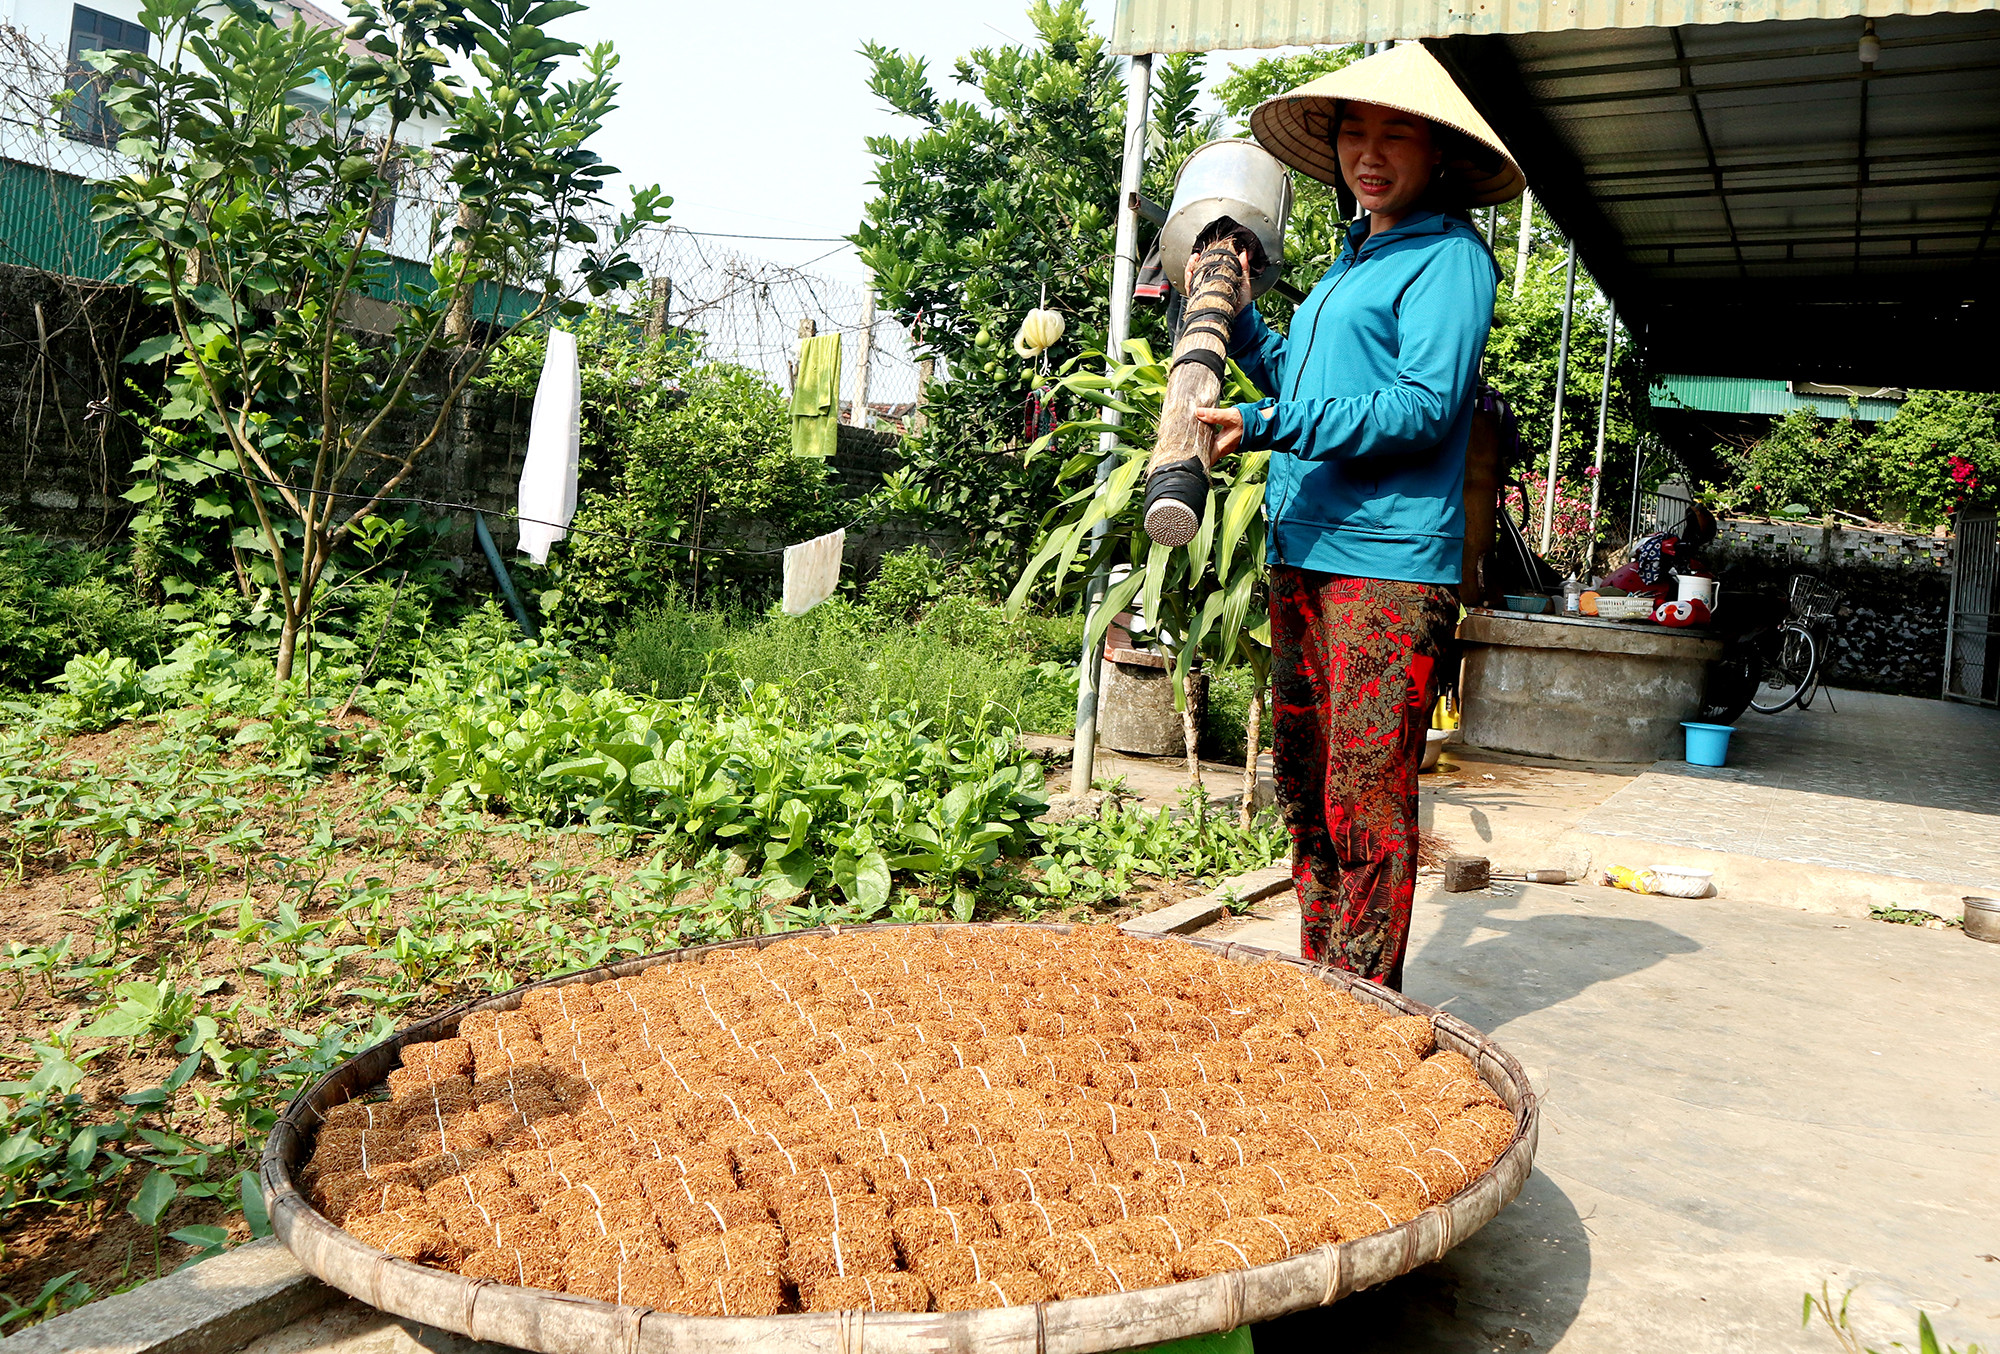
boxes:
[856,6,1218,580]
[1709,407,1874,518]
[1865,390,2000,528]
[91,0,666,680]
[479,314,835,614]
[1699,391,1999,529]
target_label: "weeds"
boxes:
[1806,1282,1984,1353]
[1869,906,1959,929]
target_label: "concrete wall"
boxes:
[1716,515,1953,571]
[0,264,157,543]
[0,263,947,585]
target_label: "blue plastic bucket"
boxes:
[1681,721,1734,766]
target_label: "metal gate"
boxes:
[1945,507,1998,705]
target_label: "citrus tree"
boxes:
[854,2,1215,581]
[92,0,667,681]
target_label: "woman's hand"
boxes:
[1191,405,1244,465]
[1183,246,1256,315]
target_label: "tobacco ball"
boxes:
[800,1273,932,1314]
[933,1273,1054,1312]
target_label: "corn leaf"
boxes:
[1139,540,1172,635]
[1083,569,1148,657]
[1007,521,1080,613]
[1215,451,1269,573]
[1217,562,1259,666]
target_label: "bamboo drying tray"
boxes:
[260,924,1540,1353]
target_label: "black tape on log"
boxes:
[1170,347,1228,381]
[1144,456,1209,540]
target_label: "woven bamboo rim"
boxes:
[261,923,1541,1353]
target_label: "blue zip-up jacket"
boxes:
[1228,210,1498,584]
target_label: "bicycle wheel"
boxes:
[1750,625,1816,714]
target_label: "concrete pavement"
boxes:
[1209,881,2000,1352]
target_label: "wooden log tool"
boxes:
[1442,855,1572,891]
[1141,232,1256,548]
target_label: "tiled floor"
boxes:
[1573,689,2000,889]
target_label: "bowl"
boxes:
[1649,865,1713,898]
[1502,594,1550,614]
[1422,727,1450,771]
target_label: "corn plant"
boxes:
[1009,340,1274,791]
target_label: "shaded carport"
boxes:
[1423,11,2000,391]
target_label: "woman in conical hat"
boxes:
[1188,43,1524,988]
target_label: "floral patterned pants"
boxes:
[1268,568,1459,989]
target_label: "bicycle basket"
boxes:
[1789,575,1839,621]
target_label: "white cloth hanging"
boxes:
[782,528,845,616]
[515,328,581,564]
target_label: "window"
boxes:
[64,6,150,146]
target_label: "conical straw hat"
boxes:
[1249,43,1525,208]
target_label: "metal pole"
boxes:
[1586,298,1617,553]
[1513,190,1534,301]
[473,511,537,638]
[1627,438,1646,544]
[1070,52,1152,799]
[1539,240,1577,556]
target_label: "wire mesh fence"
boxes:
[628,226,926,431]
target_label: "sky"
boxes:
[552,0,1259,284]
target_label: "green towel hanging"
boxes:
[791,332,842,458]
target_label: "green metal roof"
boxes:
[1109,0,1997,52]
[1652,374,1907,420]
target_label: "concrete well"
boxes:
[1457,609,1724,763]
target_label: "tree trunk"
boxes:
[1239,677,1264,829]
[444,204,479,341]
[1178,666,1206,787]
[272,544,326,684]
[275,605,301,684]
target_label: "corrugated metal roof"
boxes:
[1111,0,2000,52]
[1430,11,2000,389]
[1653,374,1906,420]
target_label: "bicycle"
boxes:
[1698,573,1841,721]
[1749,575,1839,714]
